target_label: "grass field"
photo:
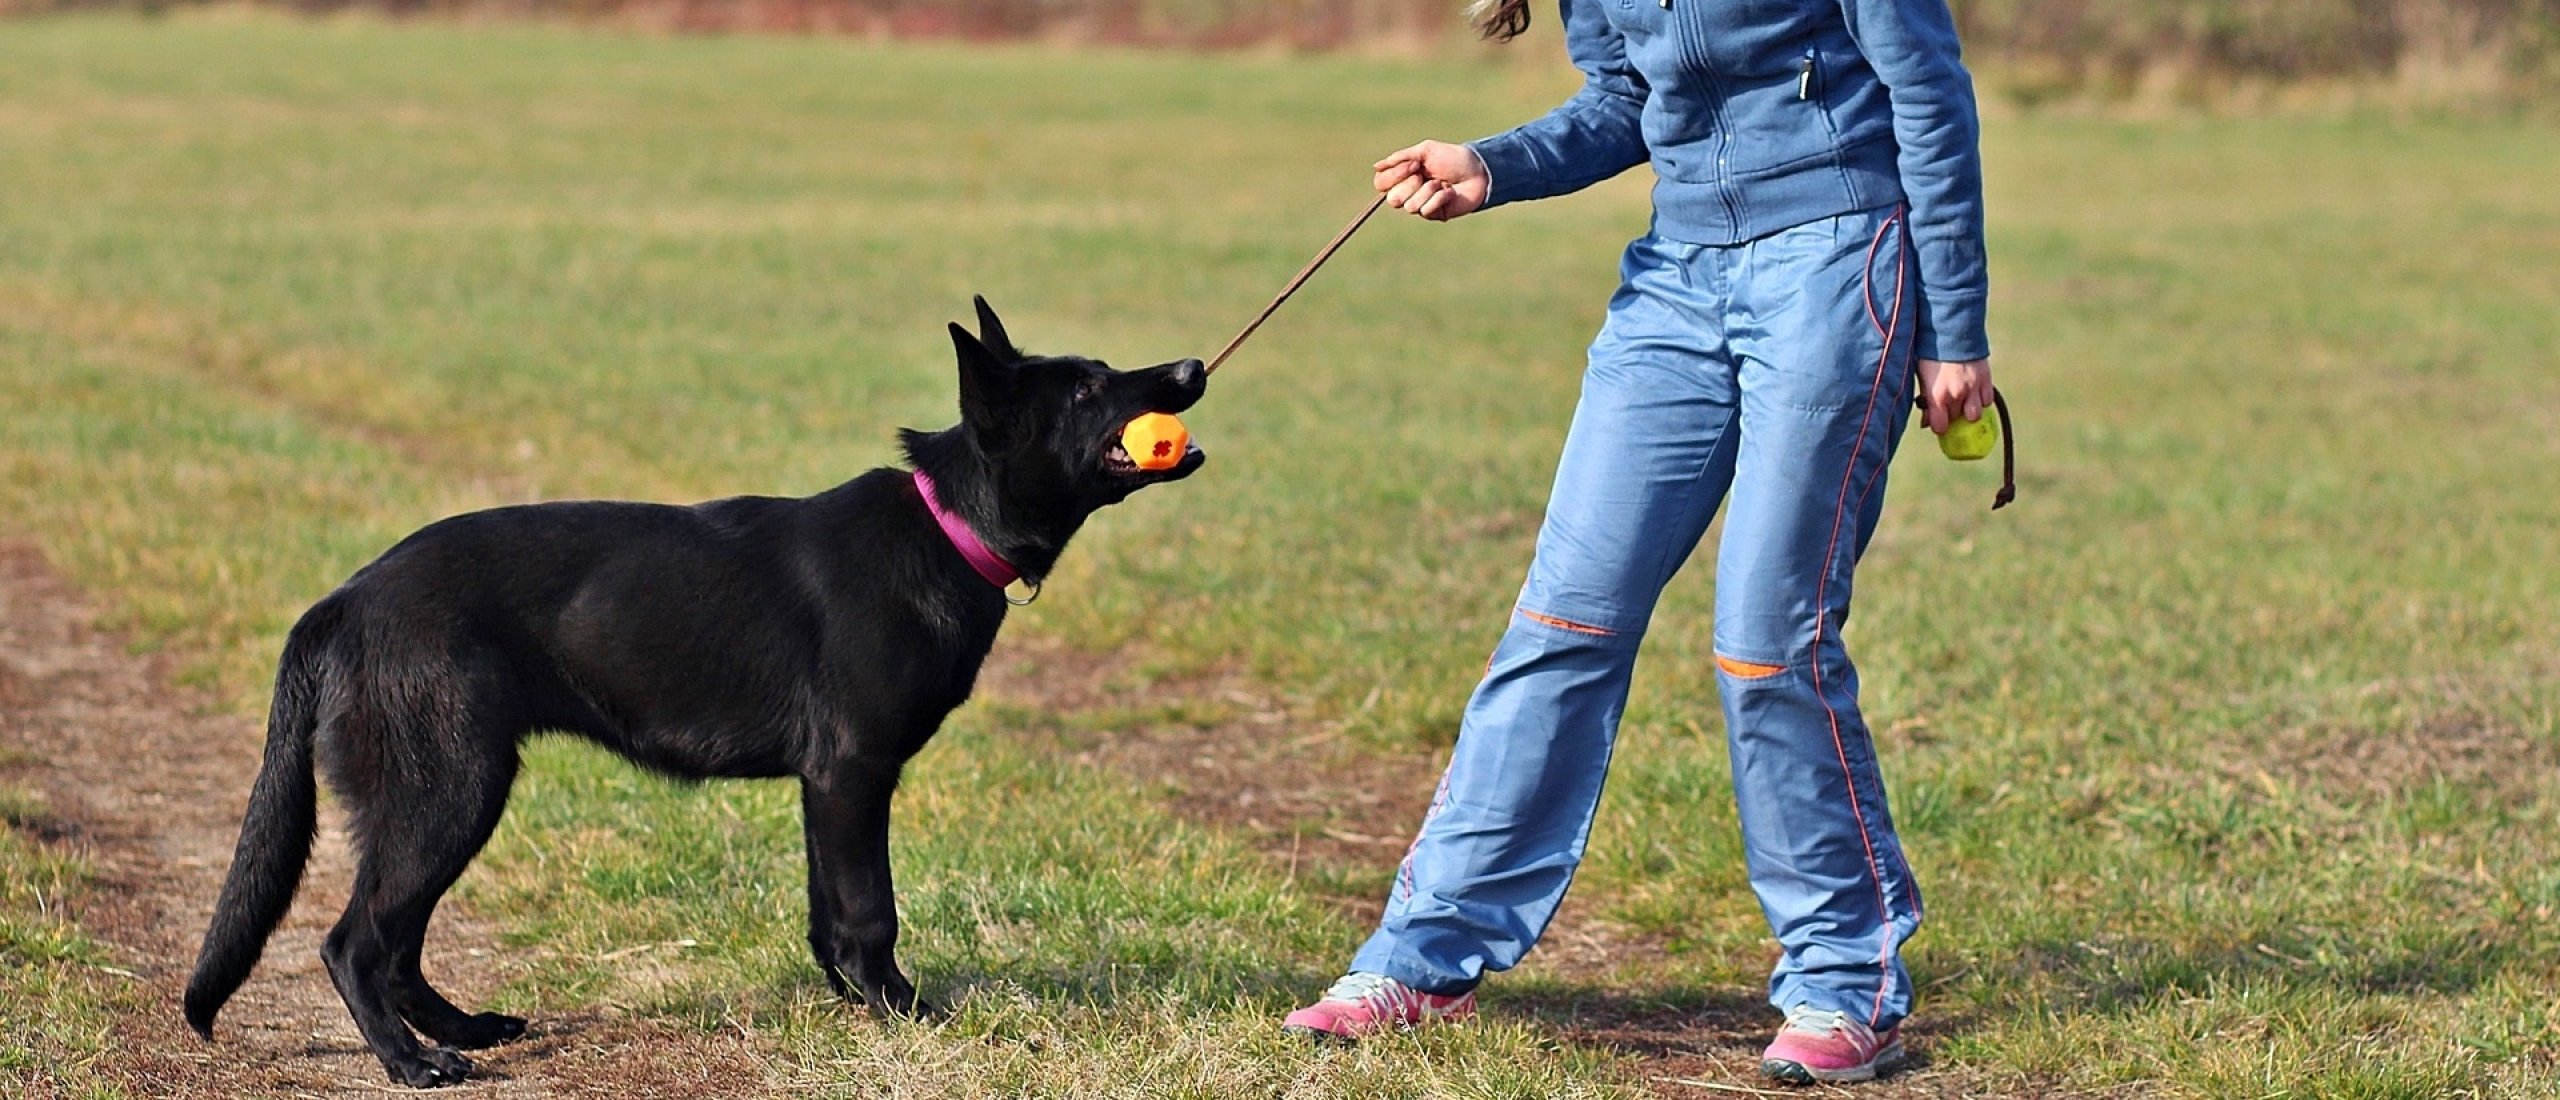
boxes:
[4,11,2558,1098]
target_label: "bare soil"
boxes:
[0,542,766,1099]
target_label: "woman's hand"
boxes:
[1914,357,1993,435]
[1374,141,1491,221]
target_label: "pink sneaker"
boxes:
[1281,972,1476,1039]
[1760,1006,1907,1084]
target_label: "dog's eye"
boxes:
[1073,378,1105,403]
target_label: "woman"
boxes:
[1279,0,1993,1085]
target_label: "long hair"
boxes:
[1466,0,1532,41]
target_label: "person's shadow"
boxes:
[1494,975,1983,1088]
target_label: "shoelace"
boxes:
[1782,1006,1855,1036]
[1324,972,1416,1015]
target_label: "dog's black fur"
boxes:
[182,299,1206,1088]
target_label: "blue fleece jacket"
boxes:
[1469,0,1990,362]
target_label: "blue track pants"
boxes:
[1350,206,1926,1030]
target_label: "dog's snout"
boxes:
[1157,358,1207,412]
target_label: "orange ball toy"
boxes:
[1121,412,1190,471]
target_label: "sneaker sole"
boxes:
[1282,1022,1379,1044]
[1760,1039,1907,1084]
[1281,1012,1475,1043]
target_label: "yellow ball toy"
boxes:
[1121,412,1190,472]
[1938,406,2000,462]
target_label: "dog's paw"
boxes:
[868,997,942,1023]
[860,977,938,1021]
[446,1012,528,1050]
[410,1008,526,1050]
[383,1046,473,1089]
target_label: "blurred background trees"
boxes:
[6,0,2555,92]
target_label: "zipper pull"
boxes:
[1658,0,1671,9]
[1797,55,1815,100]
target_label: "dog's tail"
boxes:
[183,596,340,1040]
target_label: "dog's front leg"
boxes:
[800,765,932,1018]
[799,805,855,1003]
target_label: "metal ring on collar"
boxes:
[1005,579,1041,607]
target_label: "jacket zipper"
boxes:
[1682,11,1740,227]
[1654,0,1740,226]
[1798,52,1817,100]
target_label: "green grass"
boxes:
[3,10,2557,1096]
[0,781,135,1099]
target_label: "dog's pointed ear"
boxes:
[972,295,1021,361]
[949,320,1015,431]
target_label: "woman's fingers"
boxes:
[1372,143,1430,173]
[1914,359,1946,434]
[1386,175,1428,210]
[1374,141,1486,220]
[1401,179,1449,215]
[1418,183,1455,219]
[1914,358,1993,434]
[1953,360,1991,424]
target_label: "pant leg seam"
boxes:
[1805,207,1912,1030]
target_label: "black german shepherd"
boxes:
[183,298,1206,1088]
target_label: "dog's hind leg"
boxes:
[801,762,931,1017]
[322,720,520,1088]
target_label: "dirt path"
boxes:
[0,542,765,1098]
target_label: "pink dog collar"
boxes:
[911,470,1020,590]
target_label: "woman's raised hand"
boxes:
[1374,141,1491,221]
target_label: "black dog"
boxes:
[183,298,1206,1088]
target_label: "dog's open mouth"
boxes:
[1100,440,1202,477]
[1102,440,1143,476]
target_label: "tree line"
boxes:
[12,0,2558,86]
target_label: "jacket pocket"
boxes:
[1800,47,1842,142]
